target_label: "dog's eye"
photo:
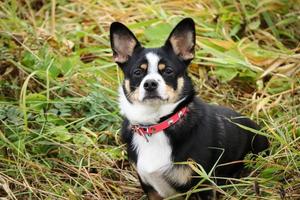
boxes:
[133,69,143,77]
[164,67,174,75]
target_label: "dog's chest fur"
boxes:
[132,131,192,197]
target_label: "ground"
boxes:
[0,0,299,199]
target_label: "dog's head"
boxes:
[110,18,195,108]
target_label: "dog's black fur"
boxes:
[110,18,269,199]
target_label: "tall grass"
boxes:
[0,0,299,199]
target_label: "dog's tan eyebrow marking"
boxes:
[158,63,166,71]
[140,63,148,70]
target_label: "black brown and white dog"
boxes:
[109,18,268,199]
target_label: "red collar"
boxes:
[132,106,189,137]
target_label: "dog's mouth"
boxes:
[142,93,167,102]
[143,95,162,101]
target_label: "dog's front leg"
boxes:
[138,175,163,200]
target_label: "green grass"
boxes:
[0,0,299,199]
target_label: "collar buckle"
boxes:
[132,125,150,142]
[132,125,150,135]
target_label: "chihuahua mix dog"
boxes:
[109,18,268,199]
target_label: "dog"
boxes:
[109,18,269,199]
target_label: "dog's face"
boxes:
[110,18,195,106]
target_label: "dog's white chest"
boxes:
[132,132,177,197]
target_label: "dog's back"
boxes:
[165,99,268,181]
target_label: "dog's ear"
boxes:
[110,22,141,63]
[164,18,195,61]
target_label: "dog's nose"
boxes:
[143,79,158,92]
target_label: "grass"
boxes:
[0,0,299,199]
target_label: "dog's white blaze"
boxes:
[133,132,176,197]
[146,52,159,73]
[139,52,167,101]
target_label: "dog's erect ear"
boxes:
[110,22,141,63]
[165,18,195,61]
